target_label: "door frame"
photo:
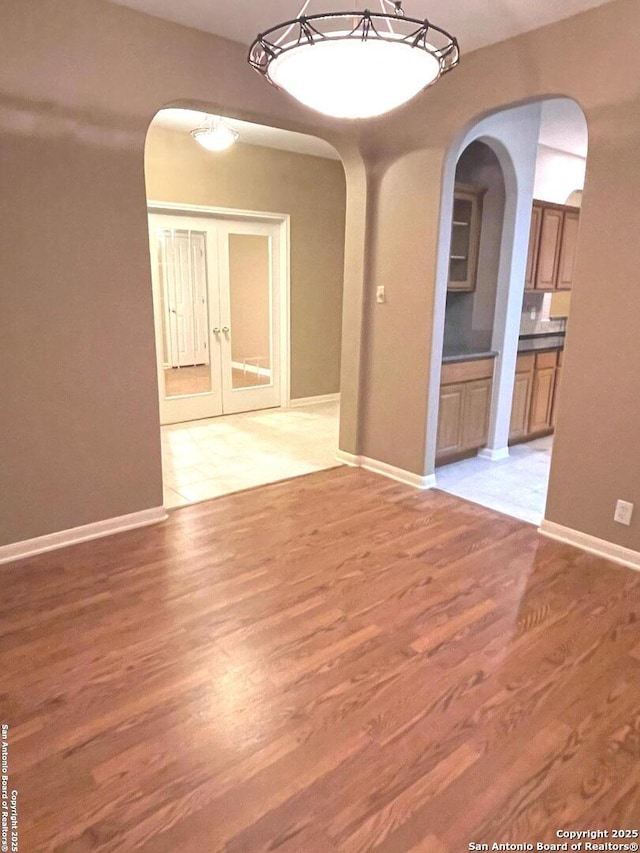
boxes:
[147,200,291,410]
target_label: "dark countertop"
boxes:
[518,334,565,354]
[441,329,565,363]
[442,349,498,364]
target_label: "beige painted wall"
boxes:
[3,0,640,559]
[0,0,348,547]
[145,126,346,399]
[347,0,640,550]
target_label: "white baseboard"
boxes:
[539,519,640,573]
[477,447,510,462]
[0,506,168,566]
[336,449,436,490]
[289,393,340,408]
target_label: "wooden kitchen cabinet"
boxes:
[436,383,465,458]
[535,207,564,290]
[524,204,542,289]
[551,349,563,428]
[461,379,493,449]
[529,365,556,433]
[556,210,580,290]
[509,350,562,443]
[509,354,534,440]
[447,184,485,292]
[436,358,494,464]
[525,200,580,292]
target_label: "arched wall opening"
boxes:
[142,105,347,507]
[426,97,588,524]
[442,141,507,362]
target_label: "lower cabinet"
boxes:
[436,358,494,464]
[437,383,465,458]
[509,349,561,443]
[529,355,556,434]
[462,379,493,449]
[551,350,563,428]
[509,357,534,441]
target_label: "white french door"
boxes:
[148,211,283,425]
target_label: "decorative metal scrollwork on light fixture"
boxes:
[248,1,459,119]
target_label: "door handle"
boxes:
[222,326,230,333]
[213,327,220,334]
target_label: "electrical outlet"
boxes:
[376,286,386,304]
[614,499,634,526]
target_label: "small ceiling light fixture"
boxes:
[190,115,239,151]
[248,0,459,120]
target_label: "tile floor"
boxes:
[163,401,551,523]
[161,401,341,508]
[434,435,553,525]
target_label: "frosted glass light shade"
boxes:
[249,10,459,121]
[269,37,442,119]
[191,118,239,151]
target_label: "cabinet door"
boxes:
[448,190,482,292]
[551,365,563,428]
[535,207,563,290]
[509,371,533,440]
[524,203,542,290]
[436,384,464,457]
[461,378,492,451]
[556,210,579,290]
[529,366,556,433]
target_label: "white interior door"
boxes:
[149,214,223,425]
[164,230,209,368]
[149,210,283,425]
[218,219,281,415]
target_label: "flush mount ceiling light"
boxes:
[190,115,239,151]
[248,0,459,120]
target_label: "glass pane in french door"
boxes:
[157,228,212,397]
[228,234,272,390]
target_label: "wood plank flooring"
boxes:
[2,466,640,851]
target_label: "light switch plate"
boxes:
[614,499,634,526]
[376,286,386,304]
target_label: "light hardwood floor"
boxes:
[3,467,640,851]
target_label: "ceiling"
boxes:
[151,109,340,159]
[153,99,588,162]
[106,0,617,53]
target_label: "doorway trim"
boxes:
[147,200,292,408]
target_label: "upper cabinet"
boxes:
[447,184,485,292]
[535,206,564,290]
[556,210,580,290]
[524,204,542,289]
[525,200,581,292]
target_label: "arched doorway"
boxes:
[143,108,347,508]
[429,98,589,524]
